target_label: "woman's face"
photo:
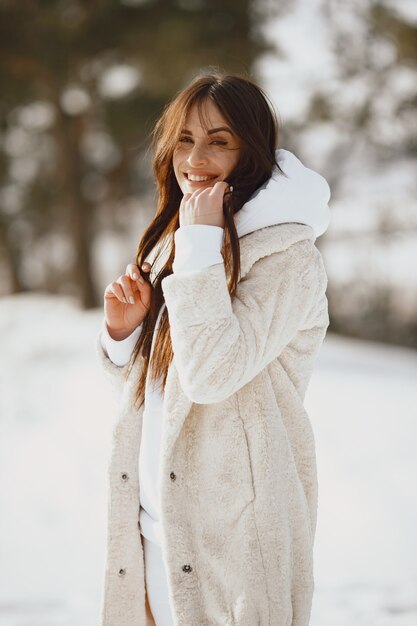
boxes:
[173,99,241,195]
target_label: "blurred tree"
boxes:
[0,0,282,307]
[301,0,417,190]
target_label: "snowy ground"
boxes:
[1,294,417,626]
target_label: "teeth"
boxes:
[187,174,216,182]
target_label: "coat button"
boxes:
[170,472,176,481]
[118,568,126,576]
[121,472,129,481]
[182,564,192,573]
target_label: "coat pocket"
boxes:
[186,402,256,527]
[233,413,257,506]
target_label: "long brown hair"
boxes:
[127,71,281,408]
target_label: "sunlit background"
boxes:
[1,1,416,624]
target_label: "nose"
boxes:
[187,142,209,167]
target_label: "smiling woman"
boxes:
[173,100,240,195]
[96,71,331,626]
[172,101,241,229]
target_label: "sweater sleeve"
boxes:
[172,224,224,274]
[100,318,143,367]
[161,238,328,404]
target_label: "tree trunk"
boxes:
[0,227,25,294]
[52,95,99,309]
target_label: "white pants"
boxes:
[143,536,175,626]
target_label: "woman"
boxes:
[96,72,331,626]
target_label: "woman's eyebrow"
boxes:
[208,127,234,135]
[180,127,234,136]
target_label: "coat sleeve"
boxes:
[94,329,141,399]
[161,238,327,404]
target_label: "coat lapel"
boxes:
[160,360,192,456]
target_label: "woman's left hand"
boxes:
[179,181,230,228]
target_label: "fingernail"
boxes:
[132,272,138,279]
[129,296,135,305]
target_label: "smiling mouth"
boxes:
[184,173,219,182]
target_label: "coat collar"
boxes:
[236,222,316,279]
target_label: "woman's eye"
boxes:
[177,137,228,146]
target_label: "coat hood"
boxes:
[233,148,331,239]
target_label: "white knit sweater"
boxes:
[100,148,331,546]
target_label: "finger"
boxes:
[106,281,128,304]
[181,191,194,201]
[190,186,211,198]
[126,263,143,282]
[118,274,135,305]
[141,262,152,272]
[179,193,190,221]
[179,192,192,210]
[210,180,229,196]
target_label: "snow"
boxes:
[0,295,116,626]
[1,294,417,625]
[307,334,417,625]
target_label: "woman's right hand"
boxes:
[104,262,152,341]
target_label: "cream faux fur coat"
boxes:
[96,222,329,626]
